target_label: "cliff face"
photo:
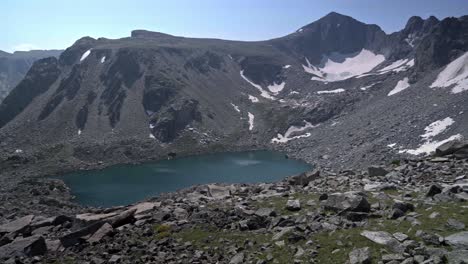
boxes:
[0,50,62,103]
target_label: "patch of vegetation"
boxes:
[313,200,468,263]
[390,160,401,166]
[153,224,172,239]
[175,225,309,263]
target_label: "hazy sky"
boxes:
[3,0,468,52]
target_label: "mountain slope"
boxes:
[0,50,62,103]
[0,12,467,171]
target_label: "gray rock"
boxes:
[0,236,46,259]
[446,250,468,264]
[445,231,468,250]
[361,231,404,252]
[207,185,231,199]
[229,252,245,264]
[446,219,466,230]
[286,200,301,211]
[254,208,276,217]
[322,192,370,213]
[426,184,443,197]
[288,169,320,186]
[0,215,35,234]
[368,166,388,177]
[87,223,114,244]
[349,247,371,264]
[381,253,405,262]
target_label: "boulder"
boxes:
[426,184,443,197]
[87,223,114,244]
[0,236,46,259]
[445,231,468,250]
[254,208,277,217]
[349,247,371,264]
[322,192,370,213]
[446,250,468,264]
[368,166,389,177]
[207,185,231,199]
[286,200,301,211]
[435,140,468,157]
[0,215,35,235]
[60,222,105,247]
[288,169,320,186]
[361,231,404,253]
[229,252,244,264]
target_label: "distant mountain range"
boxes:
[0,12,467,170]
[0,49,62,103]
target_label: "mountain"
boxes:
[0,12,467,172]
[0,49,62,103]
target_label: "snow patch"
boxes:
[271,121,316,143]
[399,117,460,156]
[267,82,285,94]
[240,70,275,100]
[297,28,304,33]
[399,134,462,156]
[360,83,376,91]
[80,49,91,62]
[149,123,155,129]
[248,112,255,131]
[100,56,106,63]
[317,88,345,94]
[78,130,82,135]
[248,95,259,103]
[14,149,23,154]
[430,51,468,94]
[283,65,291,69]
[303,49,385,82]
[231,103,240,113]
[388,77,410,96]
[387,143,396,148]
[421,117,455,140]
[149,134,156,139]
[289,91,299,95]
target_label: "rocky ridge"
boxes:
[1,141,467,263]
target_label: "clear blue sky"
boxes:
[3,0,468,52]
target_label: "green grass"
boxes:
[153,224,172,239]
[174,226,309,263]
[313,200,468,263]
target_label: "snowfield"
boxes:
[388,77,410,96]
[271,121,316,143]
[80,50,91,62]
[240,70,275,100]
[317,88,345,94]
[303,49,385,82]
[248,112,255,131]
[430,51,468,94]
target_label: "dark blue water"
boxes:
[60,151,311,207]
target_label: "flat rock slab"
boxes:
[361,231,404,252]
[76,212,118,222]
[129,202,161,215]
[0,215,35,234]
[445,231,468,250]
